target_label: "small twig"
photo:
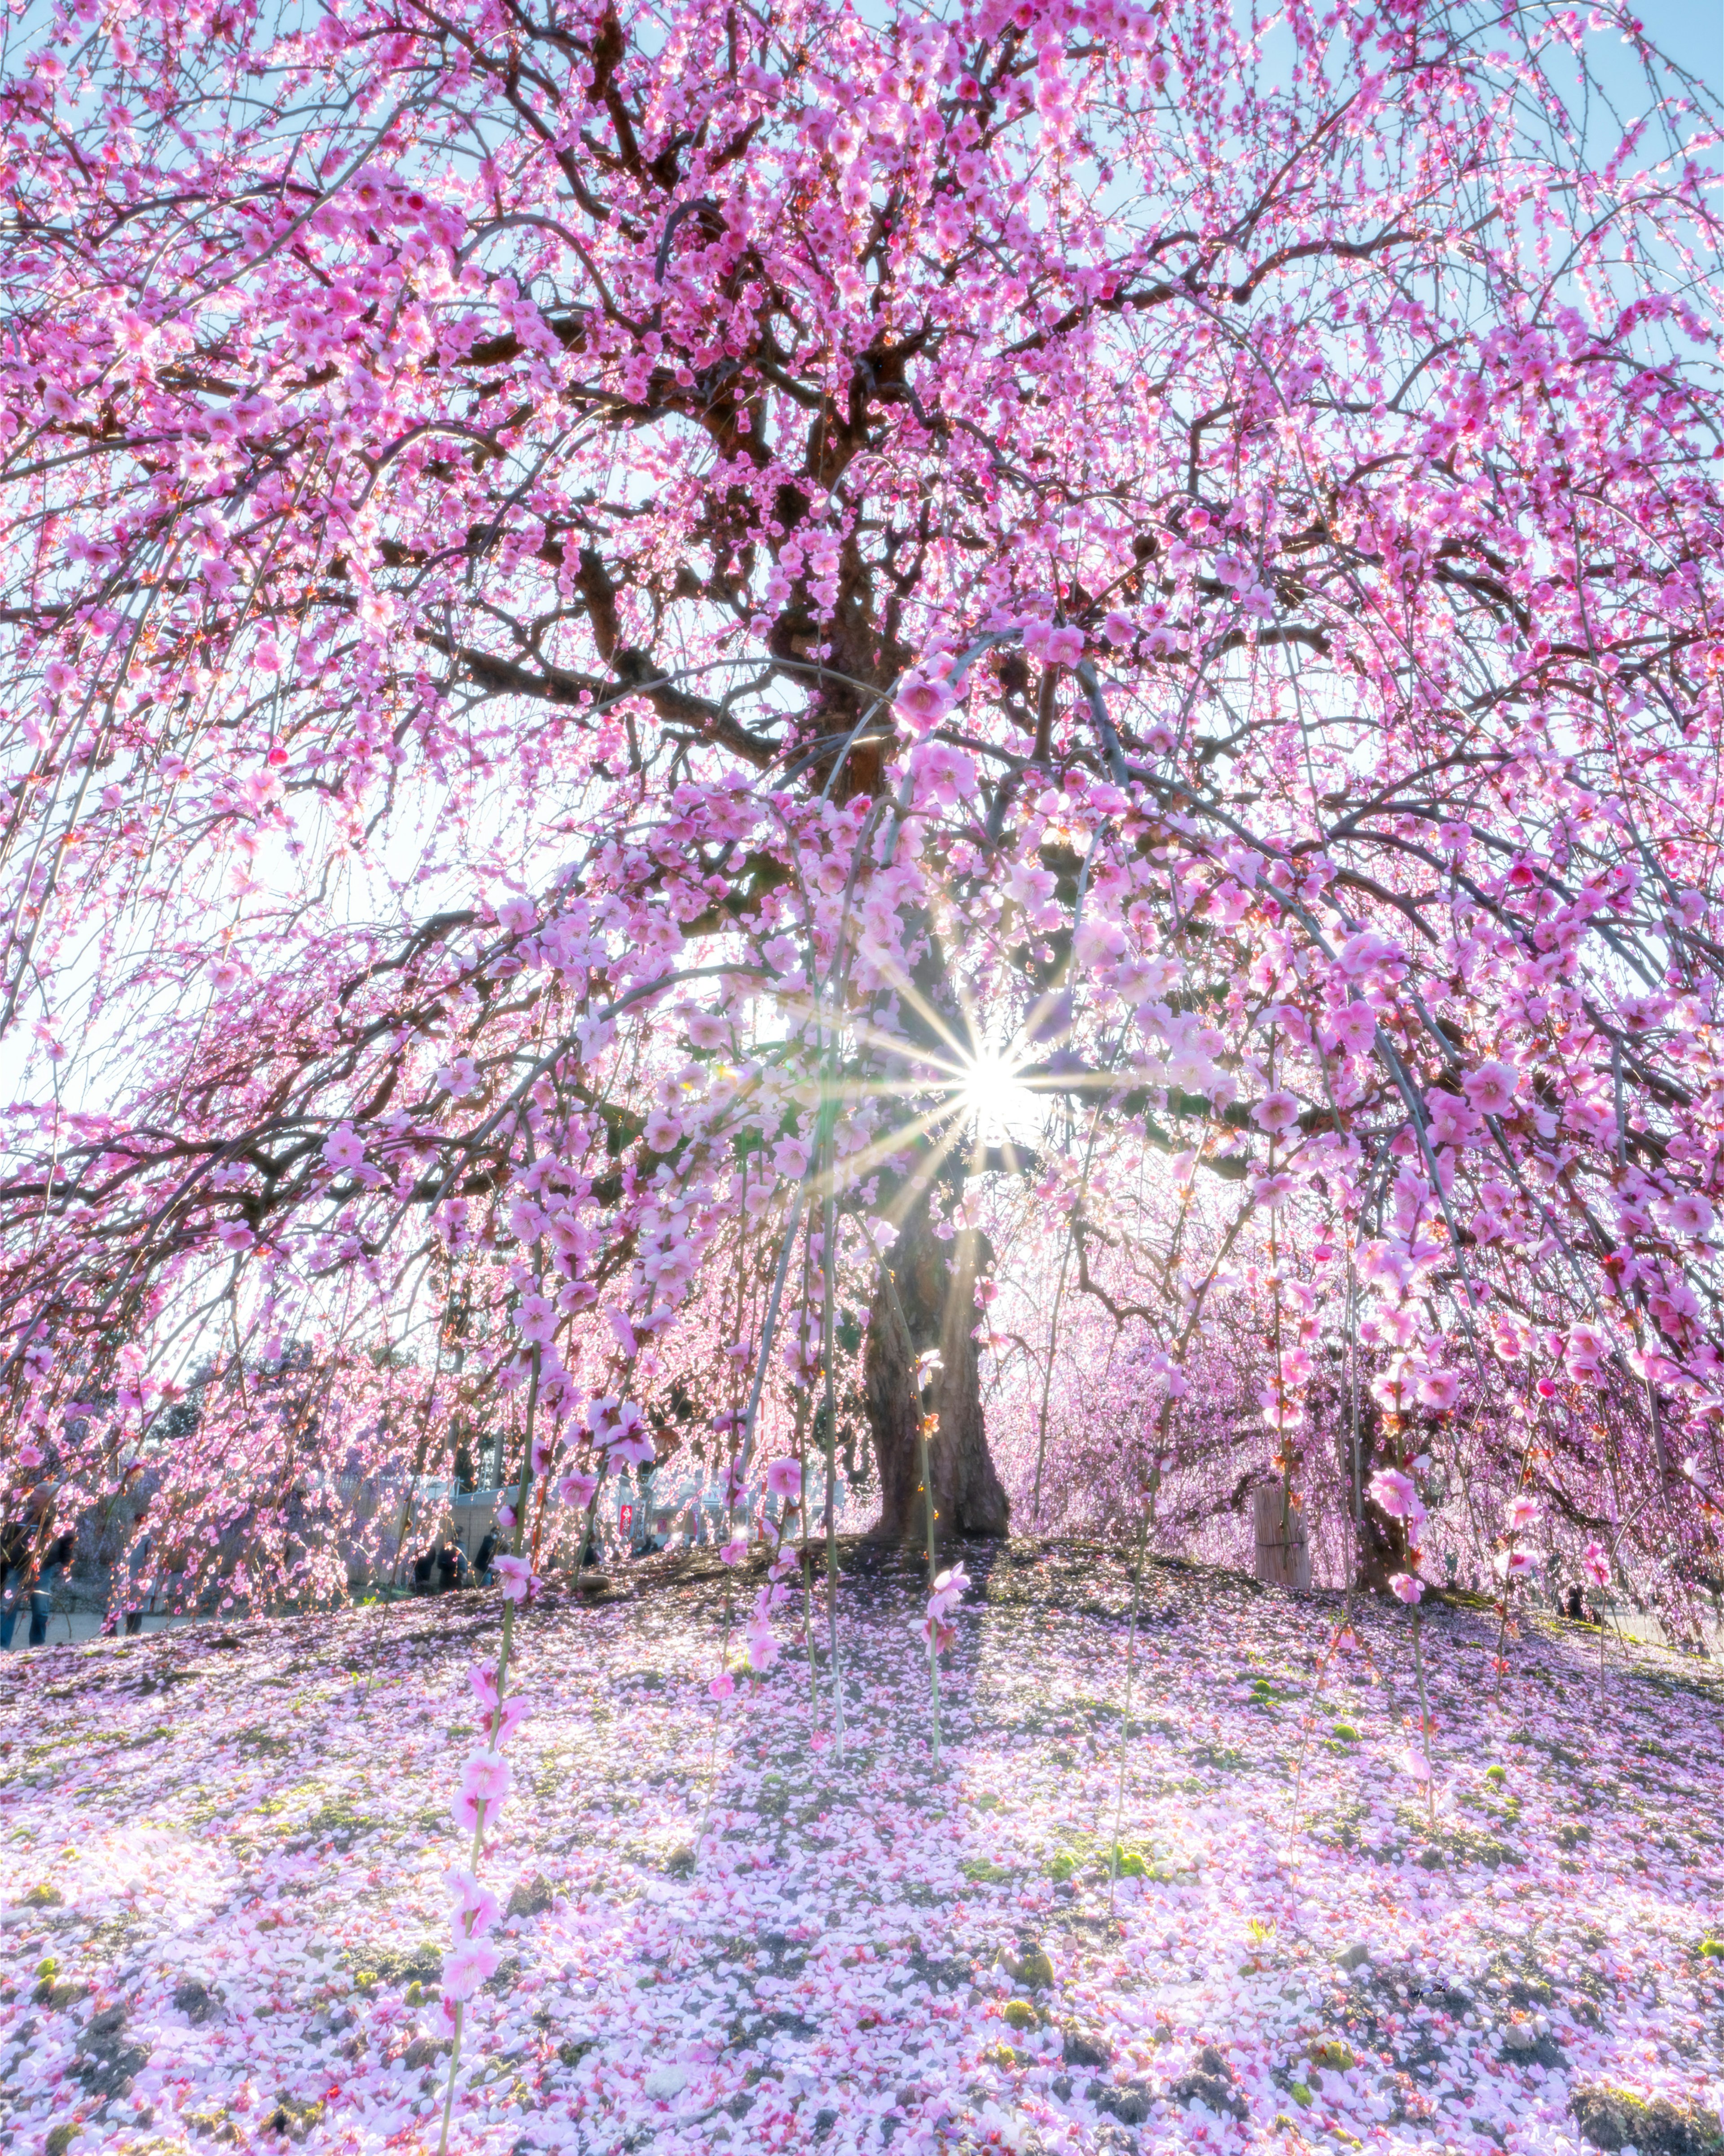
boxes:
[1107,1509,1151,1918]
[920,1406,941,1772]
[1411,1606,1436,1831]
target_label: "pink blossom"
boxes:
[893,673,954,731]
[1581,1539,1612,1589]
[441,1937,500,2001]
[1416,1369,1460,1412]
[1368,1468,1424,1520]
[322,1124,366,1172]
[493,1554,539,1605]
[513,1294,557,1345]
[765,1457,802,1500]
[558,1469,598,1510]
[1337,929,1392,975]
[458,1750,512,1811]
[1041,624,1085,667]
[1504,1493,1541,1531]
[1462,1060,1520,1116]
[1425,1091,1478,1146]
[493,1696,532,1746]
[444,1868,501,1936]
[436,1055,482,1099]
[1388,1572,1423,1605]
[1322,1002,1378,1054]
[928,1563,969,1621]
[1663,1191,1714,1238]
[1250,1089,1300,1134]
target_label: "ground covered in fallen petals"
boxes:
[4,1543,1723,2156]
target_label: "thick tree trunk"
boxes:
[863,1195,1010,1544]
[1324,1365,1410,1592]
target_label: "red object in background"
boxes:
[619,1504,633,1538]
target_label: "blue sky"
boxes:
[1627,0,1722,97]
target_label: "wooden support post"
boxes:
[1253,1485,1312,1590]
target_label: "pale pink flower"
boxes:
[436,1055,482,1099]
[1388,1572,1423,1605]
[1250,1089,1300,1134]
[459,1750,511,1810]
[1416,1369,1460,1412]
[1321,1001,1378,1054]
[513,1294,557,1345]
[1581,1540,1612,1589]
[765,1457,802,1500]
[558,1469,598,1511]
[441,1938,500,2001]
[444,1868,501,1936]
[1368,1468,1423,1520]
[1503,1493,1541,1531]
[493,1696,531,1746]
[709,1671,735,1700]
[1462,1060,1519,1116]
[492,1554,539,1605]
[1337,928,1391,975]
[323,1124,366,1172]
[1425,1092,1477,1146]
[928,1563,969,1620]
[772,1135,810,1179]
[893,673,954,731]
[1663,1191,1714,1238]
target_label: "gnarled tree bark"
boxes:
[862,1192,1010,1544]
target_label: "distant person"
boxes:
[30,1530,75,1647]
[436,1541,466,1592]
[474,1530,498,1586]
[124,1508,153,1636]
[413,1547,436,1592]
[0,1520,29,1649]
